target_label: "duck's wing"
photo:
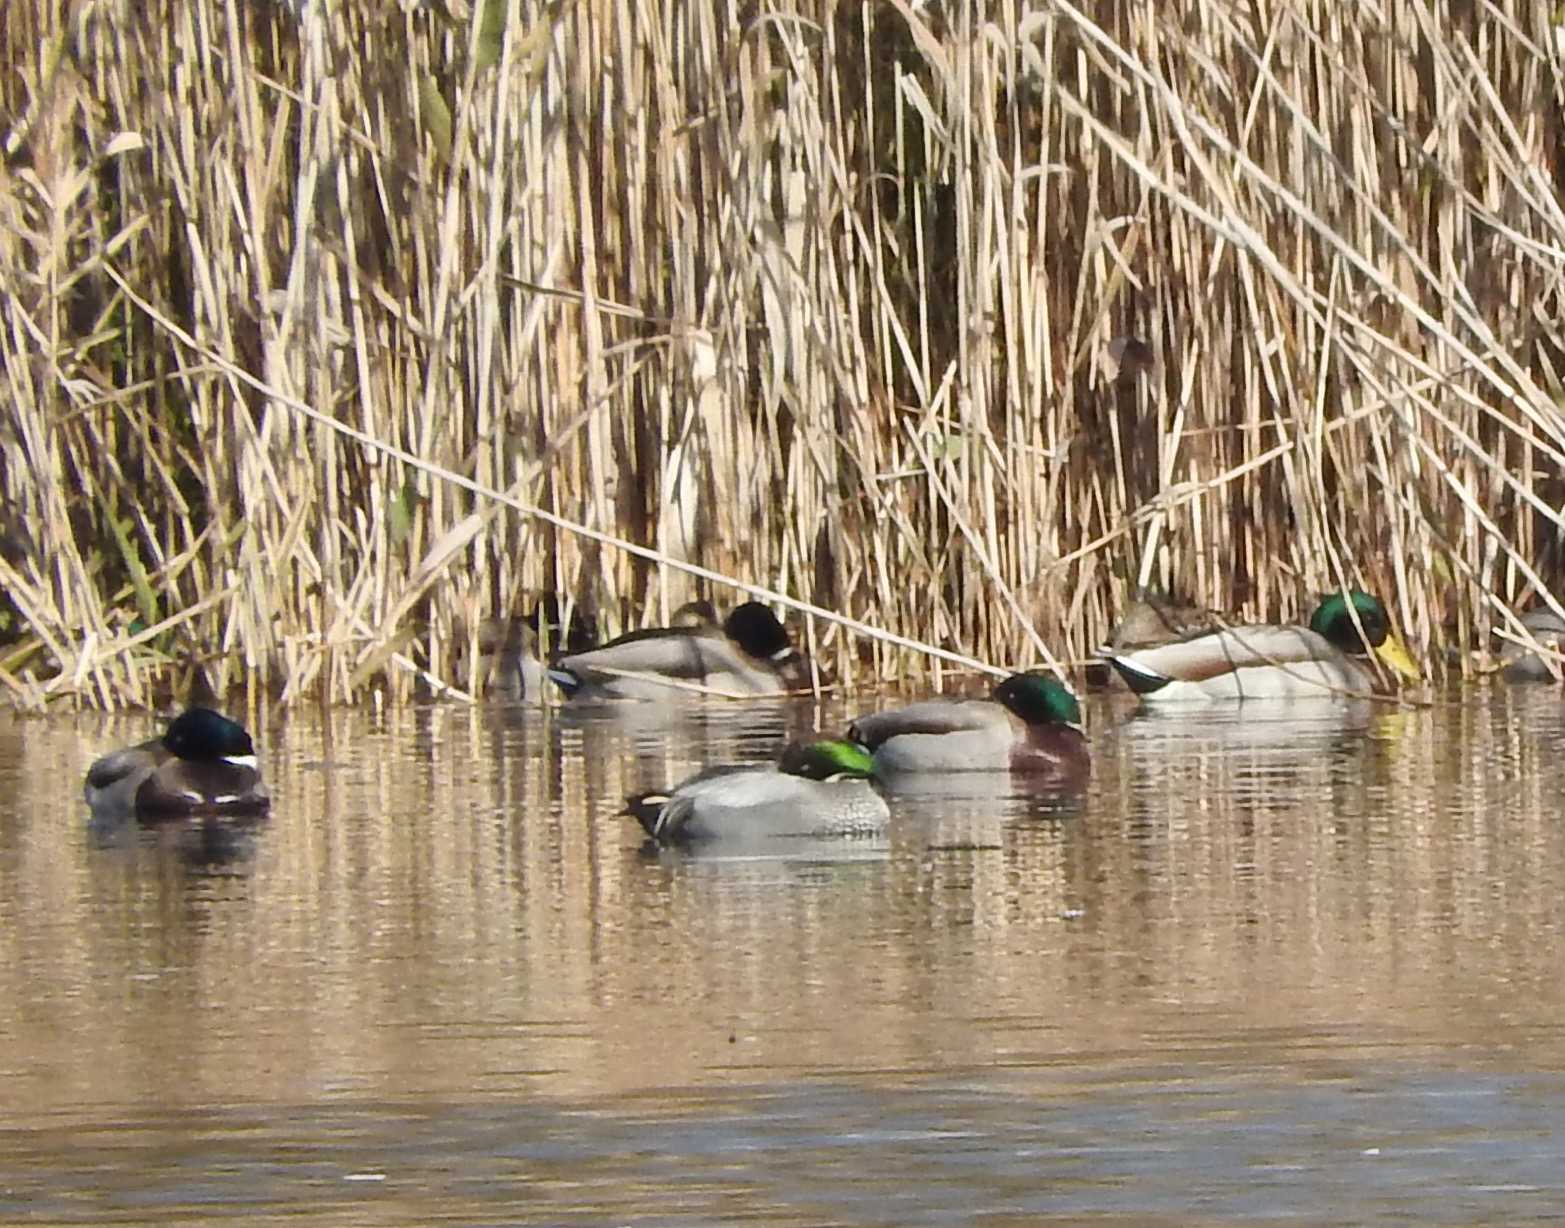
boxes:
[848,699,1008,748]
[624,763,780,842]
[687,638,804,695]
[83,738,165,807]
[1103,625,1345,693]
[551,629,711,690]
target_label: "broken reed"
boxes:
[2,0,1564,710]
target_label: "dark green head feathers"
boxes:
[1309,590,1390,651]
[992,672,1082,727]
[1308,589,1420,683]
[724,601,795,661]
[162,707,256,762]
[778,738,876,781]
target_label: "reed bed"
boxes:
[2,0,1564,709]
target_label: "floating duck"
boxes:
[624,739,886,845]
[84,707,269,818]
[1101,590,1420,702]
[549,601,809,699]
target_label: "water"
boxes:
[3,686,1565,1224]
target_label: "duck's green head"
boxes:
[993,672,1082,727]
[162,707,256,763]
[779,738,876,782]
[1309,590,1421,682]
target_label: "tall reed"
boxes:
[2,0,1564,708]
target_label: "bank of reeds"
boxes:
[3,0,1565,709]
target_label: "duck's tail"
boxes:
[623,792,692,842]
[545,667,583,697]
[1098,649,1172,696]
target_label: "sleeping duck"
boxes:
[847,672,1089,781]
[1100,589,1420,703]
[624,739,887,845]
[84,707,269,818]
[471,596,596,701]
[1500,607,1565,682]
[548,600,809,699]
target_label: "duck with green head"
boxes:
[847,672,1089,782]
[1101,589,1420,703]
[549,600,809,700]
[84,707,270,818]
[624,739,887,846]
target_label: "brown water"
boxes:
[3,687,1565,1224]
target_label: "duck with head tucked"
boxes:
[1100,589,1420,703]
[1499,607,1565,682]
[847,672,1089,783]
[549,600,809,700]
[625,739,887,846]
[84,707,269,818]
[471,595,596,701]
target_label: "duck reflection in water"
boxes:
[88,808,269,872]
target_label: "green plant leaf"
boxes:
[417,74,452,160]
[101,496,160,632]
[475,0,509,74]
[388,480,421,548]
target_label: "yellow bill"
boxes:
[1374,631,1421,684]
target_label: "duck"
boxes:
[84,707,270,818]
[624,739,887,845]
[470,596,596,701]
[1500,607,1565,682]
[1100,589,1420,703]
[846,672,1089,780]
[548,600,810,699]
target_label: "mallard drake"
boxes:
[84,707,269,818]
[471,597,596,701]
[1101,589,1420,702]
[624,739,887,845]
[847,672,1089,780]
[1500,607,1565,682]
[548,600,809,699]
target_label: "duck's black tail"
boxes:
[545,667,583,697]
[622,792,672,840]
[1099,650,1171,696]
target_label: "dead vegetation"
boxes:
[3,0,1565,708]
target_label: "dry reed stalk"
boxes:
[2,0,1565,708]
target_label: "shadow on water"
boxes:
[1,688,1565,1222]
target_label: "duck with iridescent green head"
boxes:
[84,707,269,818]
[1100,589,1420,703]
[624,739,887,846]
[847,672,1089,783]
